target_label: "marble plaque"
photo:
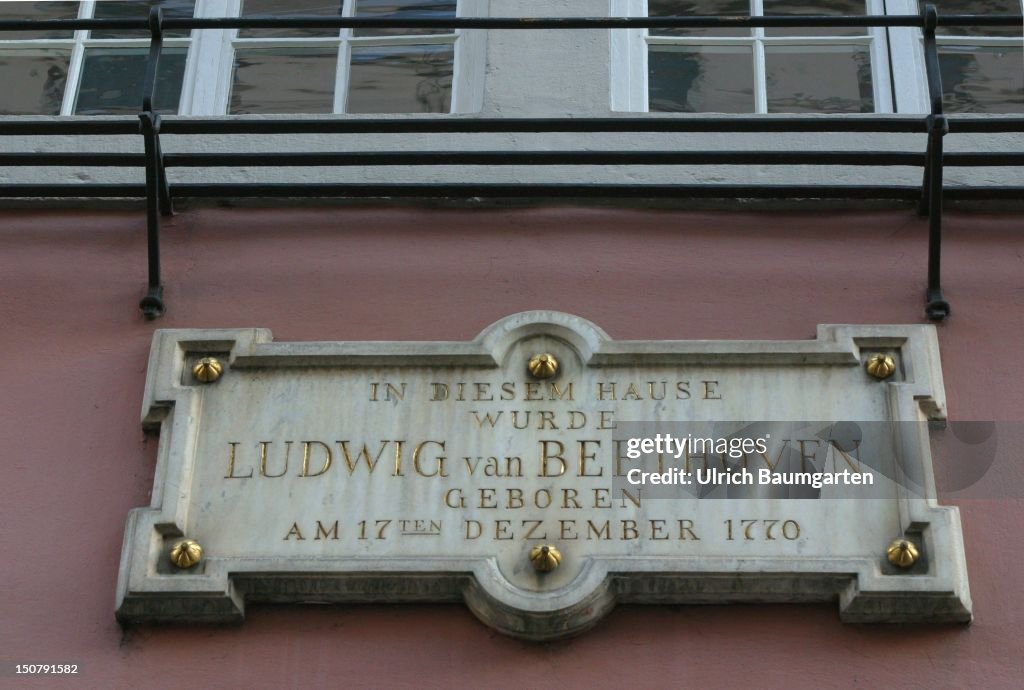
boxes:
[116,312,971,638]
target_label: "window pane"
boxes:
[940,45,1024,112]
[353,0,457,38]
[91,0,195,39]
[765,45,874,112]
[238,0,342,38]
[764,1,867,36]
[74,47,187,114]
[230,48,337,113]
[0,51,70,114]
[0,1,78,39]
[648,45,754,112]
[921,1,1023,37]
[648,0,751,37]
[347,44,453,113]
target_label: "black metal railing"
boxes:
[0,6,1022,320]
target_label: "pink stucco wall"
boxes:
[2,206,1022,688]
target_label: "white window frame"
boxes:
[183,0,487,115]
[0,0,196,115]
[0,0,486,117]
[612,0,899,114]
[887,0,1024,113]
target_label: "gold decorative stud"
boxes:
[192,357,223,383]
[169,539,203,569]
[528,353,559,379]
[866,353,896,380]
[886,538,919,568]
[529,544,562,573]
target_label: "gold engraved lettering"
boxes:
[619,488,642,508]
[393,440,404,477]
[622,520,639,540]
[338,440,386,474]
[300,441,332,477]
[703,380,722,400]
[523,519,546,540]
[587,520,611,540]
[827,439,862,472]
[225,442,253,479]
[471,411,502,428]
[465,520,482,539]
[259,441,291,478]
[578,439,603,477]
[283,522,305,540]
[478,488,497,509]
[678,519,700,540]
[560,520,578,540]
[650,519,669,540]
[539,440,567,477]
[622,383,642,400]
[494,520,513,540]
[549,382,574,401]
[597,381,616,400]
[314,520,339,540]
[799,440,821,472]
[593,488,611,508]
[647,381,667,401]
[474,382,493,401]
[676,381,691,399]
[413,440,447,477]
[444,488,465,508]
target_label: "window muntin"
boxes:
[228,0,457,114]
[0,1,195,116]
[646,0,891,113]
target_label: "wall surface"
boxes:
[1,205,1023,688]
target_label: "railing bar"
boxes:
[167,183,923,199]
[161,151,927,166]
[0,14,1020,31]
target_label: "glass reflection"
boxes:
[230,48,337,113]
[648,45,755,112]
[353,0,457,37]
[922,1,1023,37]
[91,1,195,39]
[764,1,867,36]
[347,44,453,112]
[74,47,187,114]
[0,1,78,39]
[0,52,70,114]
[647,0,751,37]
[765,45,874,112]
[238,0,343,38]
[940,45,1024,112]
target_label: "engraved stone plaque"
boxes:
[116,312,971,638]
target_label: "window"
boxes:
[229,0,457,114]
[0,0,484,116]
[613,0,1023,114]
[0,1,195,115]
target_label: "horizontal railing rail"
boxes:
[0,7,1021,320]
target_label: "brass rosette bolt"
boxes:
[528,353,559,379]
[192,357,223,383]
[886,538,919,569]
[529,544,562,573]
[866,353,896,380]
[169,539,203,569]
